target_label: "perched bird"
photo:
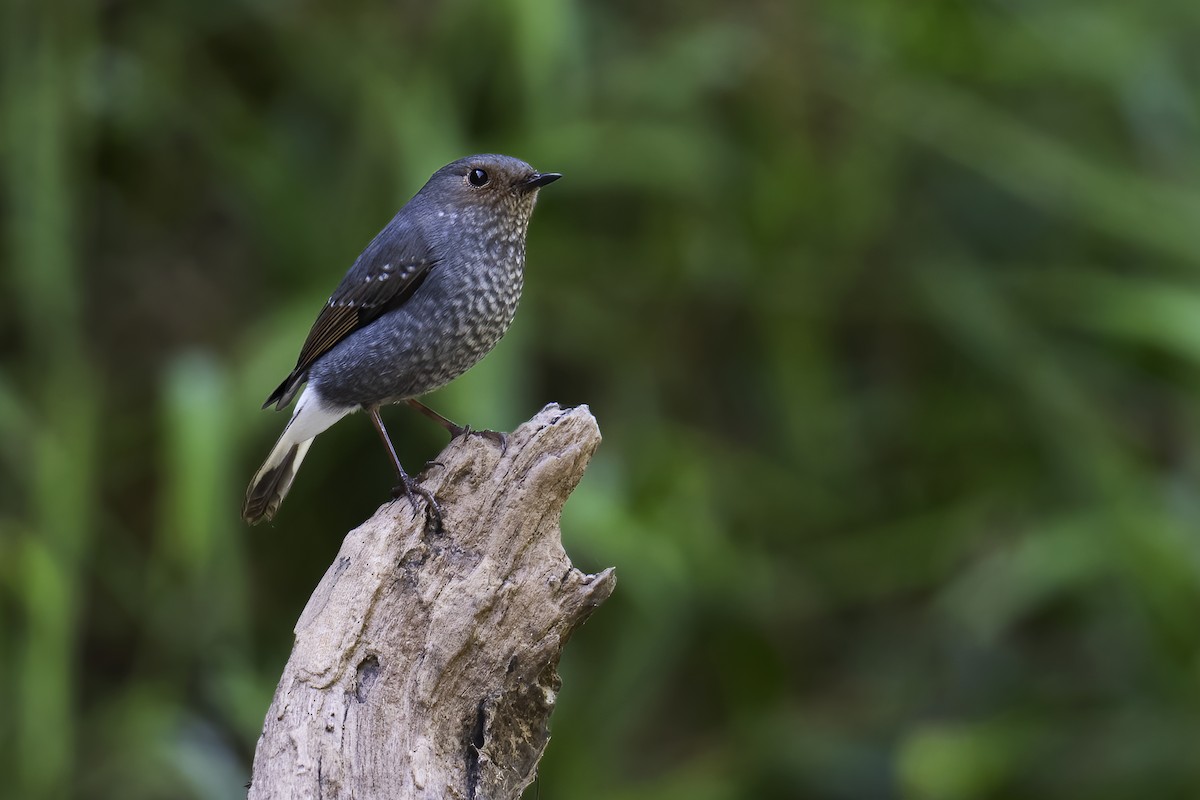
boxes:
[242,154,561,525]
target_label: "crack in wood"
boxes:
[353,654,380,703]
[465,696,489,800]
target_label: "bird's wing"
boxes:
[263,219,437,409]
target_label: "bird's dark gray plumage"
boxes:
[243,154,560,524]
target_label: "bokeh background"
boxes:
[4,0,1200,798]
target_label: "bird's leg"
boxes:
[405,398,468,437]
[367,406,442,527]
[405,399,508,453]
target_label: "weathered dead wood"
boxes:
[247,403,615,800]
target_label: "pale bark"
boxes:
[247,403,615,800]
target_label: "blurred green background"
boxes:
[4,0,1200,797]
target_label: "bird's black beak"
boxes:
[522,172,562,191]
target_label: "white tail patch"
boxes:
[243,387,352,523]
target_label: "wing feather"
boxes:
[262,218,436,409]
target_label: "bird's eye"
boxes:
[467,168,489,187]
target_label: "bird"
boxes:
[242,154,561,525]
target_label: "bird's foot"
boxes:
[446,424,507,453]
[391,474,443,531]
[469,428,509,453]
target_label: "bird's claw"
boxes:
[471,428,508,454]
[391,475,443,530]
[447,424,508,453]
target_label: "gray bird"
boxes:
[242,154,561,525]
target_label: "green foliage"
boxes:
[4,0,1200,797]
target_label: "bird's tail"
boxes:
[242,437,314,524]
[242,387,349,525]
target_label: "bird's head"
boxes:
[420,154,562,230]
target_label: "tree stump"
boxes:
[247,403,615,800]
